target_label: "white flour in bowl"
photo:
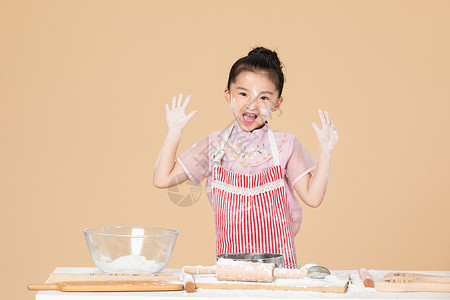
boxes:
[97,254,165,274]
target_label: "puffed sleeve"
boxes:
[285,137,316,187]
[176,136,210,186]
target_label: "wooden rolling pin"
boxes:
[181,273,196,293]
[183,259,307,283]
[358,268,374,287]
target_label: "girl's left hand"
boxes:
[311,109,339,150]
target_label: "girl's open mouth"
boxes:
[243,113,257,125]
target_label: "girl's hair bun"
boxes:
[227,46,286,96]
[248,47,282,69]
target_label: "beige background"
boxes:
[1,1,449,299]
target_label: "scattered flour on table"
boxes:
[97,254,165,274]
[346,269,388,296]
[194,272,349,287]
[193,270,391,297]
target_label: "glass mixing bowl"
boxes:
[84,226,179,274]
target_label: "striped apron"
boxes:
[211,124,297,268]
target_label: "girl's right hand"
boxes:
[165,93,197,136]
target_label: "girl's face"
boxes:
[225,71,283,132]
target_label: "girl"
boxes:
[153,47,338,269]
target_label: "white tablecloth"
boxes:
[34,267,450,300]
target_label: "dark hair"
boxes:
[227,47,285,97]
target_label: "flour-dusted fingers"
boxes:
[165,93,197,134]
[181,94,192,111]
[312,110,339,150]
[327,112,338,134]
[185,110,198,122]
[318,109,327,128]
[311,122,320,136]
[326,111,339,149]
[177,93,184,107]
[172,96,176,109]
[165,103,170,117]
[324,110,332,127]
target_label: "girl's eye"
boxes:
[239,92,248,97]
[261,96,269,100]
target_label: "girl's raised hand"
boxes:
[165,93,197,135]
[311,109,339,150]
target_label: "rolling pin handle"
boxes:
[183,273,196,293]
[28,283,59,291]
[183,265,216,274]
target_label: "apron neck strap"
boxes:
[267,127,280,166]
[220,124,234,149]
